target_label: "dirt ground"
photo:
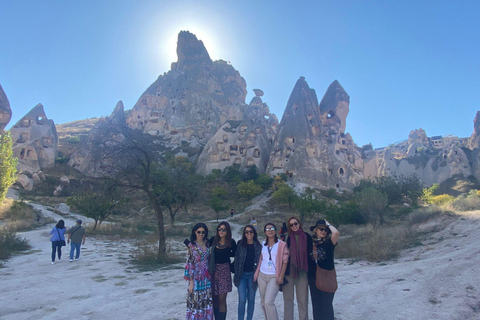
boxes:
[1,197,479,320]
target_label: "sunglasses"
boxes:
[218,228,227,232]
[265,227,276,231]
[196,231,206,234]
[245,230,254,234]
[317,228,327,232]
[289,222,299,227]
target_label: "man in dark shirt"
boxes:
[67,220,86,262]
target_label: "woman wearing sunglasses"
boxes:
[283,217,314,320]
[233,225,262,320]
[185,223,213,319]
[208,221,237,320]
[309,219,340,320]
[254,222,289,320]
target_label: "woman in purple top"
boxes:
[49,220,66,264]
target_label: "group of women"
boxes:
[184,217,340,320]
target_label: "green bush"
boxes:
[0,232,31,261]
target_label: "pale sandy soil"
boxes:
[1,197,479,320]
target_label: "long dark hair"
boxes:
[213,221,232,247]
[240,225,259,247]
[263,222,278,246]
[190,223,209,245]
[55,220,65,229]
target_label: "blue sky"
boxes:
[1,0,479,148]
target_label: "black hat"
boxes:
[310,219,327,231]
[76,219,83,225]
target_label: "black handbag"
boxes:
[279,277,289,292]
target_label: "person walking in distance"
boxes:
[49,220,66,264]
[67,220,86,262]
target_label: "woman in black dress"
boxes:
[309,219,340,320]
[209,221,236,320]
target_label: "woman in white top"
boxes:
[253,223,289,320]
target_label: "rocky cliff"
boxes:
[0,83,12,132]
[7,31,480,192]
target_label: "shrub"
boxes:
[452,196,480,211]
[336,225,416,262]
[430,194,455,206]
[237,180,263,200]
[355,187,388,225]
[0,232,31,261]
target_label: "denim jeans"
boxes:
[70,242,82,260]
[238,271,256,320]
[51,241,62,262]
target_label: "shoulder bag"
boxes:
[313,242,337,293]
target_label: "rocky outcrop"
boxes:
[196,89,278,174]
[125,31,247,163]
[0,83,12,132]
[11,104,58,173]
[68,101,127,177]
[267,77,363,190]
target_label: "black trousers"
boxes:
[51,241,62,261]
[308,277,335,320]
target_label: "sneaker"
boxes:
[69,259,73,262]
[51,261,55,265]
[58,259,61,262]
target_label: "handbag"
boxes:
[279,276,289,292]
[315,265,337,293]
[56,228,66,246]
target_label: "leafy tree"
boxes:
[223,165,242,184]
[154,155,202,225]
[255,173,273,191]
[208,187,229,222]
[237,180,263,200]
[244,165,259,181]
[294,188,327,223]
[90,124,171,260]
[272,174,288,191]
[323,201,364,226]
[355,187,388,225]
[272,183,297,208]
[0,132,18,203]
[420,183,439,204]
[67,182,123,230]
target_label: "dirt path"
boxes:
[1,200,480,320]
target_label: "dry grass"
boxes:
[0,200,55,232]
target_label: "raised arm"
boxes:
[325,220,339,245]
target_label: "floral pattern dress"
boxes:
[184,243,213,320]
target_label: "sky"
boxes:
[1,0,479,148]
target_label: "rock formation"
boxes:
[267,77,363,190]
[11,104,58,173]
[0,83,12,132]
[69,101,127,177]
[125,31,248,164]
[196,89,278,174]
[62,30,480,191]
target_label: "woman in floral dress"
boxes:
[185,223,213,320]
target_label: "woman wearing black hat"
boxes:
[309,219,339,320]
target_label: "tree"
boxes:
[294,188,327,223]
[255,173,273,191]
[92,124,171,261]
[244,165,259,181]
[67,180,123,230]
[272,183,297,208]
[154,155,202,225]
[355,187,388,225]
[208,187,229,222]
[237,180,263,200]
[0,132,17,203]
